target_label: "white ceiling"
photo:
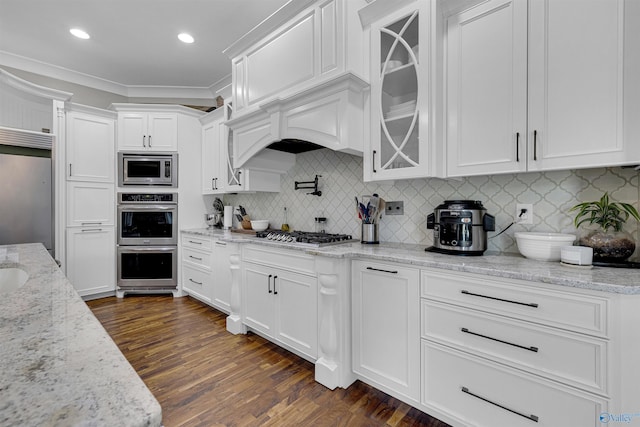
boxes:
[0,0,290,97]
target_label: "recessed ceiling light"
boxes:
[178,33,194,44]
[70,28,90,39]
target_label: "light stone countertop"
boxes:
[183,228,640,295]
[0,243,162,427]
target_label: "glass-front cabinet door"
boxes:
[224,103,243,191]
[366,1,431,181]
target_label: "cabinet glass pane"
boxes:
[379,12,419,171]
[225,104,241,186]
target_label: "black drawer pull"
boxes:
[268,274,273,293]
[461,387,539,423]
[461,328,539,352]
[273,275,278,295]
[460,290,539,308]
[188,240,202,245]
[189,278,203,285]
[366,267,398,274]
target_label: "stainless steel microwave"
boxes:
[118,152,178,187]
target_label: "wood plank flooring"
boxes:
[87,295,451,427]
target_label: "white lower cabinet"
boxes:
[420,269,612,427]
[66,227,115,297]
[181,234,233,314]
[242,246,317,360]
[422,341,607,427]
[352,260,420,403]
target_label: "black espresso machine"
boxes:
[426,200,495,256]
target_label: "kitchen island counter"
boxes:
[0,243,161,427]
[184,228,640,295]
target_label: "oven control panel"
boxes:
[118,193,177,204]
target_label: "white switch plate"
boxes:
[516,203,533,224]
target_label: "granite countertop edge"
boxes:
[182,228,640,295]
[0,243,162,427]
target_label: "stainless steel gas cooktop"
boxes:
[255,230,353,247]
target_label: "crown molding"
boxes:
[0,50,226,100]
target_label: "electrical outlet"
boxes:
[385,201,404,215]
[516,203,533,225]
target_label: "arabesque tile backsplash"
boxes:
[222,149,640,257]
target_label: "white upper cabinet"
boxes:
[446,0,640,177]
[116,111,178,152]
[226,0,366,116]
[362,0,439,181]
[223,0,368,168]
[201,107,225,194]
[66,110,116,182]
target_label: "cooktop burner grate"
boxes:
[256,230,353,246]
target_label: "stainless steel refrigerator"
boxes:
[0,135,53,254]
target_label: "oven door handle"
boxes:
[118,205,176,211]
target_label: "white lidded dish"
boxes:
[514,232,576,261]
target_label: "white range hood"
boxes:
[225,72,369,168]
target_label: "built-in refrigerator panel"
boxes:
[0,152,53,253]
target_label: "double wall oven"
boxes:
[117,192,178,294]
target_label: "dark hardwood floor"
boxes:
[87,295,451,427]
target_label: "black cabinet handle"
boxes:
[143,135,147,147]
[273,275,278,295]
[148,135,152,147]
[188,255,203,261]
[461,387,539,423]
[366,266,398,274]
[533,130,538,161]
[188,240,202,245]
[461,328,538,352]
[515,132,520,162]
[372,150,377,173]
[189,278,202,285]
[268,274,272,293]
[460,290,539,308]
[69,163,73,176]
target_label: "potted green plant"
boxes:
[569,192,640,262]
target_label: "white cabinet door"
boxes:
[446,0,527,177]
[66,182,115,226]
[201,118,223,194]
[243,262,276,337]
[211,240,233,313]
[222,103,243,192]
[117,113,147,150]
[446,0,638,177]
[117,112,178,151]
[147,113,178,151]
[352,260,420,402]
[66,111,115,182]
[274,269,317,359]
[366,1,432,181]
[527,0,633,171]
[66,227,115,297]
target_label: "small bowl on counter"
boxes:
[514,232,576,261]
[250,220,269,232]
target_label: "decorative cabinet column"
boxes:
[315,256,355,390]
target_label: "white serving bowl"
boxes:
[250,220,269,232]
[514,232,576,261]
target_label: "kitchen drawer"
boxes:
[422,341,607,427]
[182,234,213,251]
[182,263,212,303]
[243,245,315,276]
[421,300,608,395]
[421,269,608,336]
[182,247,212,270]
